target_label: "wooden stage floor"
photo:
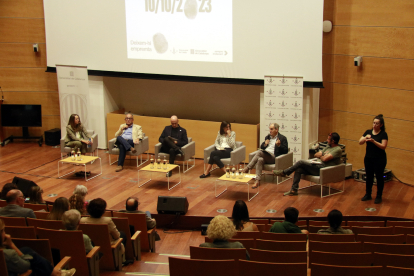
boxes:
[1,142,414,220]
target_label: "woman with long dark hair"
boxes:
[359,114,388,204]
[64,114,93,154]
[27,186,45,204]
[47,197,70,220]
[200,121,237,178]
[231,200,258,231]
[317,209,353,234]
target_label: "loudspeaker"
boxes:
[44,128,61,146]
[12,177,38,198]
[157,196,189,215]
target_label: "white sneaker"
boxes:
[61,268,76,276]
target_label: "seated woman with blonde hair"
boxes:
[232,200,258,232]
[199,215,249,259]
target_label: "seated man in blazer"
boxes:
[243,123,288,188]
[0,189,36,218]
[114,113,143,172]
[158,115,188,175]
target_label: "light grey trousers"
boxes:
[246,150,275,181]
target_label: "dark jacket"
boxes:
[260,133,288,157]
[0,204,36,219]
[269,221,302,233]
[159,125,188,147]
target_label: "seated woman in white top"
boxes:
[232,200,259,231]
[200,121,237,178]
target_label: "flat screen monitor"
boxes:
[1,104,42,127]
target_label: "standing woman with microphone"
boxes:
[359,114,388,204]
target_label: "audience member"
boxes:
[317,209,353,234]
[47,197,69,220]
[199,215,250,260]
[0,218,76,276]
[27,186,46,204]
[0,183,17,200]
[62,209,93,254]
[269,207,309,234]
[119,197,156,229]
[0,190,36,218]
[231,200,258,231]
[73,185,88,210]
[80,198,126,261]
[69,194,86,215]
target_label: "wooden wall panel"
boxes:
[107,113,258,161]
[335,0,414,27]
[322,54,333,82]
[0,18,46,43]
[0,68,58,91]
[0,43,47,67]
[2,92,60,115]
[320,83,414,122]
[2,115,60,138]
[332,55,414,91]
[333,26,414,59]
[0,0,44,18]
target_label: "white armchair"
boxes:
[108,134,149,167]
[60,130,98,159]
[299,163,346,198]
[248,150,293,184]
[203,141,246,171]
[154,137,196,173]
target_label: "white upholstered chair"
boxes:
[154,137,195,173]
[247,150,293,184]
[60,130,98,159]
[203,141,246,171]
[107,134,149,167]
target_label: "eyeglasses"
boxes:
[125,118,133,120]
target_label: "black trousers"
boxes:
[208,148,232,168]
[160,137,181,164]
[364,157,387,198]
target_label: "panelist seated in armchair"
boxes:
[273,132,342,196]
[243,123,288,189]
[114,113,143,172]
[65,114,93,154]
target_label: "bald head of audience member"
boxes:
[126,197,139,212]
[62,209,81,230]
[171,115,179,128]
[6,190,25,207]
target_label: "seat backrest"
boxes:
[33,211,50,220]
[111,217,134,260]
[190,246,246,260]
[311,263,383,276]
[12,238,54,265]
[169,256,237,276]
[408,235,414,244]
[356,234,405,244]
[5,226,36,239]
[256,240,306,251]
[310,251,374,268]
[387,221,414,227]
[352,226,394,235]
[36,228,90,275]
[309,233,355,242]
[394,226,414,235]
[373,252,414,269]
[77,223,117,270]
[239,260,307,276]
[188,137,192,143]
[255,224,272,232]
[112,212,151,251]
[347,221,385,227]
[259,232,307,241]
[249,249,307,263]
[228,239,255,253]
[235,141,243,147]
[22,203,47,212]
[233,231,260,240]
[0,200,6,208]
[250,219,269,224]
[0,216,27,226]
[27,218,63,234]
[363,242,414,255]
[309,241,363,254]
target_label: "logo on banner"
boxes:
[70,71,74,77]
[279,77,288,84]
[266,88,275,95]
[278,112,287,119]
[292,146,300,153]
[280,123,286,131]
[293,78,302,85]
[266,100,275,107]
[266,111,275,118]
[279,100,287,108]
[291,135,300,142]
[279,89,288,96]
[292,124,300,131]
[292,101,301,108]
[292,89,301,96]
[292,113,301,119]
[266,78,275,84]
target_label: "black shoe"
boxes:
[122,260,134,266]
[361,194,372,201]
[374,197,382,204]
[200,173,211,178]
[166,171,172,177]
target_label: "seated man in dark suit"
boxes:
[244,123,288,189]
[119,197,156,230]
[0,189,36,218]
[158,115,188,175]
[269,207,308,234]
